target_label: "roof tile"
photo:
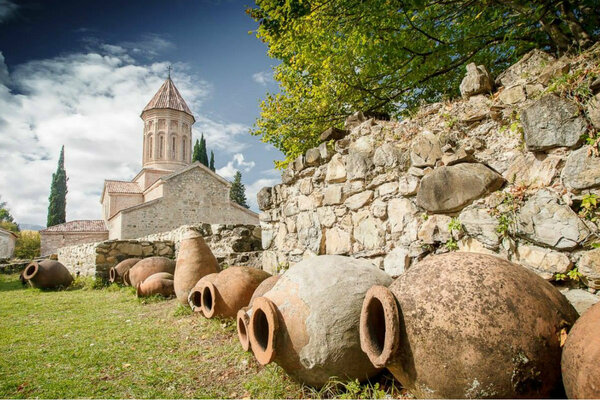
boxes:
[42,220,107,233]
[142,78,193,117]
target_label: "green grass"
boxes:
[0,274,405,399]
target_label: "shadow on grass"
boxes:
[0,274,27,292]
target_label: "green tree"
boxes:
[229,171,249,208]
[209,151,215,172]
[192,139,202,163]
[47,145,68,227]
[248,0,599,165]
[0,196,18,232]
[14,230,40,259]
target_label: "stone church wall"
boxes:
[258,46,600,297]
[115,165,258,239]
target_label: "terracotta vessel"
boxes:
[136,272,175,297]
[248,255,392,387]
[562,302,600,399]
[23,260,73,289]
[360,252,578,399]
[200,266,271,319]
[237,275,281,352]
[109,258,141,284]
[174,230,220,305]
[188,273,219,313]
[128,256,175,288]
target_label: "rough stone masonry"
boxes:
[257,45,600,311]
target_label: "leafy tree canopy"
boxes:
[248,0,599,166]
[0,196,19,232]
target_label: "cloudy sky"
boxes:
[0,0,283,227]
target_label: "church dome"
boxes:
[141,77,195,121]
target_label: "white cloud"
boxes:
[252,70,273,86]
[0,45,251,226]
[216,153,256,180]
[0,0,18,24]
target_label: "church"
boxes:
[41,76,258,254]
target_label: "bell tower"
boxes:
[140,73,195,171]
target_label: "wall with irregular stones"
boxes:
[258,45,600,307]
[58,223,262,278]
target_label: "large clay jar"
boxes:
[562,302,600,399]
[188,273,218,313]
[136,272,175,297]
[128,256,175,288]
[248,255,392,387]
[109,258,141,284]
[200,266,271,318]
[23,260,73,289]
[360,252,578,399]
[174,230,220,305]
[237,274,281,352]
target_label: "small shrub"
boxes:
[579,193,599,222]
[14,230,40,259]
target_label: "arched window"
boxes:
[172,136,176,159]
[159,136,164,159]
[182,136,187,161]
[148,136,153,159]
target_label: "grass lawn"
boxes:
[0,274,403,399]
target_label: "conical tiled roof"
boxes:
[142,78,194,118]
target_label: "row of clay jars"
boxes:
[23,260,73,289]
[188,266,271,318]
[128,256,175,288]
[109,258,141,284]
[237,275,281,352]
[359,252,579,399]
[174,230,219,305]
[562,301,600,399]
[136,272,175,297]
[246,255,392,388]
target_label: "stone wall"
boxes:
[258,46,600,300]
[0,230,16,259]
[41,231,109,257]
[58,240,174,278]
[58,223,262,278]
[109,164,259,239]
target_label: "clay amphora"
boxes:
[237,274,281,352]
[562,301,600,399]
[136,272,175,297]
[200,266,271,319]
[248,255,392,387]
[128,256,175,288]
[359,252,578,399]
[188,273,219,312]
[23,260,73,289]
[174,230,220,305]
[109,258,141,284]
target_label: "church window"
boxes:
[148,137,153,159]
[182,136,187,161]
[159,136,164,159]
[172,136,176,159]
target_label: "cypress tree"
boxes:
[192,139,201,163]
[199,134,209,167]
[47,145,68,227]
[209,151,215,172]
[229,171,249,208]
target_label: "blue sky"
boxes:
[0,0,284,226]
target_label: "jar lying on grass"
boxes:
[23,260,73,289]
[359,252,578,399]
[247,255,392,387]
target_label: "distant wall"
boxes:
[0,231,16,259]
[41,231,108,257]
